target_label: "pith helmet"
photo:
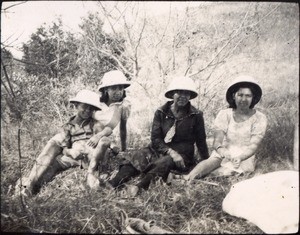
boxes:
[165,76,198,99]
[226,75,262,106]
[98,70,131,91]
[69,89,102,110]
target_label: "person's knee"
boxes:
[97,136,111,148]
[155,155,174,169]
[38,139,62,160]
[147,156,174,176]
[209,156,223,166]
[35,154,54,166]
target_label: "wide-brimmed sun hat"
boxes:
[165,76,198,99]
[226,75,262,106]
[98,70,131,91]
[69,89,102,110]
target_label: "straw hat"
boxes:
[69,89,102,110]
[226,75,262,106]
[98,70,131,91]
[165,76,198,99]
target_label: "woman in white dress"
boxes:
[183,75,268,181]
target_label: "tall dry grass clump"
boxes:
[255,93,298,174]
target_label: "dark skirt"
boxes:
[120,145,160,172]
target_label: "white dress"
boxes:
[210,108,268,174]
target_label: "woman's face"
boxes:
[173,90,191,107]
[234,88,253,109]
[106,85,125,102]
[76,103,95,119]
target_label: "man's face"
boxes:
[173,90,191,107]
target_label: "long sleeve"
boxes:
[151,110,170,155]
[195,113,209,160]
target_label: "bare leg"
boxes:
[86,136,111,189]
[186,157,222,181]
[16,139,63,195]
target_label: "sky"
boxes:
[1,1,100,58]
[1,1,204,59]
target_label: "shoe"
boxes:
[99,173,109,180]
[14,178,33,198]
[99,178,114,191]
[125,217,172,234]
[126,185,140,197]
[170,174,191,184]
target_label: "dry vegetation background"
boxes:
[1,1,299,234]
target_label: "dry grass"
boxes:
[1,165,267,234]
[1,100,297,234]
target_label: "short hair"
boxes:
[100,90,126,103]
[228,85,257,109]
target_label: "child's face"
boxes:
[106,85,125,102]
[77,103,96,119]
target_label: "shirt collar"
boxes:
[66,115,93,127]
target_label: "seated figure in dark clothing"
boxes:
[108,75,210,196]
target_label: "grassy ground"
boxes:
[1,143,295,234]
[1,100,297,234]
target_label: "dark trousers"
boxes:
[109,154,191,190]
[108,164,140,188]
[137,155,176,190]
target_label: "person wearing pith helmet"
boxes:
[107,75,209,196]
[164,76,198,100]
[15,89,113,196]
[183,74,268,181]
[226,75,262,109]
[85,70,132,188]
[98,70,131,99]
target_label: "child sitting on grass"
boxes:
[15,89,112,197]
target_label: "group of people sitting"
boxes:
[15,70,268,198]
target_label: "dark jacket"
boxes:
[151,101,209,167]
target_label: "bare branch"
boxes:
[188,4,252,77]
[220,35,247,62]
[155,2,172,48]
[46,97,63,125]
[2,1,27,11]
[1,60,15,98]
[86,36,133,76]
[189,34,238,77]
[1,77,14,98]
[98,1,117,35]
[243,3,281,29]
[132,17,147,77]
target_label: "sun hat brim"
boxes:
[69,98,102,110]
[69,90,102,110]
[165,89,198,99]
[98,82,131,91]
[226,81,262,105]
[164,76,198,100]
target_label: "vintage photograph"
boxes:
[1,1,299,234]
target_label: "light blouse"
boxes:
[211,108,268,173]
[93,99,131,130]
